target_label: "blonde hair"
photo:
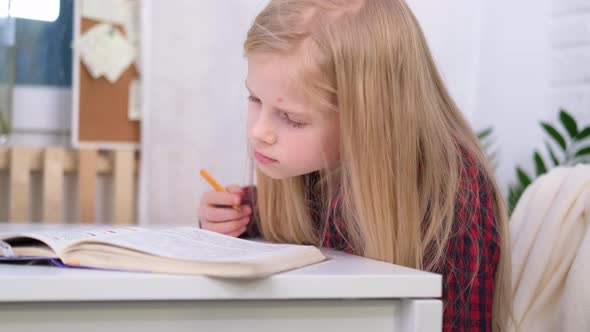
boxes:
[244,0,512,330]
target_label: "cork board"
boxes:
[72,16,140,148]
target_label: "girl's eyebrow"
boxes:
[244,80,310,117]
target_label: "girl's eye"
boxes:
[247,95,306,128]
[280,112,306,128]
[247,95,261,104]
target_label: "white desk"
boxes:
[0,250,442,332]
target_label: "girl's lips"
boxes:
[254,151,278,164]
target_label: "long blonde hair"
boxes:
[244,0,512,330]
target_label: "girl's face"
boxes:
[246,53,340,180]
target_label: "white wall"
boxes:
[472,0,552,191]
[139,0,268,224]
[472,0,590,192]
[550,0,590,123]
[406,0,485,120]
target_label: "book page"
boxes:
[74,227,314,263]
[0,226,147,256]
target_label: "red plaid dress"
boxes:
[242,156,500,331]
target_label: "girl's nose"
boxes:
[251,114,277,145]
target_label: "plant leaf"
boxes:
[516,166,532,188]
[578,126,590,140]
[541,122,567,151]
[477,127,493,140]
[508,194,517,214]
[574,146,590,158]
[533,151,547,176]
[508,184,524,215]
[559,109,578,139]
[0,111,9,135]
[488,150,498,163]
[544,141,560,166]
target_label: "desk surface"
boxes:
[0,249,441,302]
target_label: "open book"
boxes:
[0,226,326,278]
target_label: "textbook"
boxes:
[0,226,326,278]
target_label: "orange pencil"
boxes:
[200,169,240,210]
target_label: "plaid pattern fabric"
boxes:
[240,186,261,238]
[243,155,500,330]
[321,157,500,330]
[436,154,500,331]
[320,196,355,254]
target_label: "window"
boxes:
[5,0,73,86]
[0,0,61,22]
[0,0,73,143]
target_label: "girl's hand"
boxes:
[197,184,252,237]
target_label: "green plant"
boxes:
[0,109,9,136]
[507,109,590,214]
[477,127,498,169]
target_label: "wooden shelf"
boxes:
[0,146,139,224]
[0,147,139,174]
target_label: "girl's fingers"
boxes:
[226,227,247,238]
[197,186,251,237]
[198,205,252,223]
[201,216,250,234]
[226,184,244,195]
[236,215,251,225]
[201,190,242,207]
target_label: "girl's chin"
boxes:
[257,166,291,180]
[257,164,318,180]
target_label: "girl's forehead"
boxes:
[247,50,335,115]
[247,54,309,102]
[247,53,301,83]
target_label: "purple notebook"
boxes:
[0,256,66,267]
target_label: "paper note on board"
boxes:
[81,0,129,24]
[75,23,137,83]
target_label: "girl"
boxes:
[198,0,512,330]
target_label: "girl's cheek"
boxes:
[246,109,258,135]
